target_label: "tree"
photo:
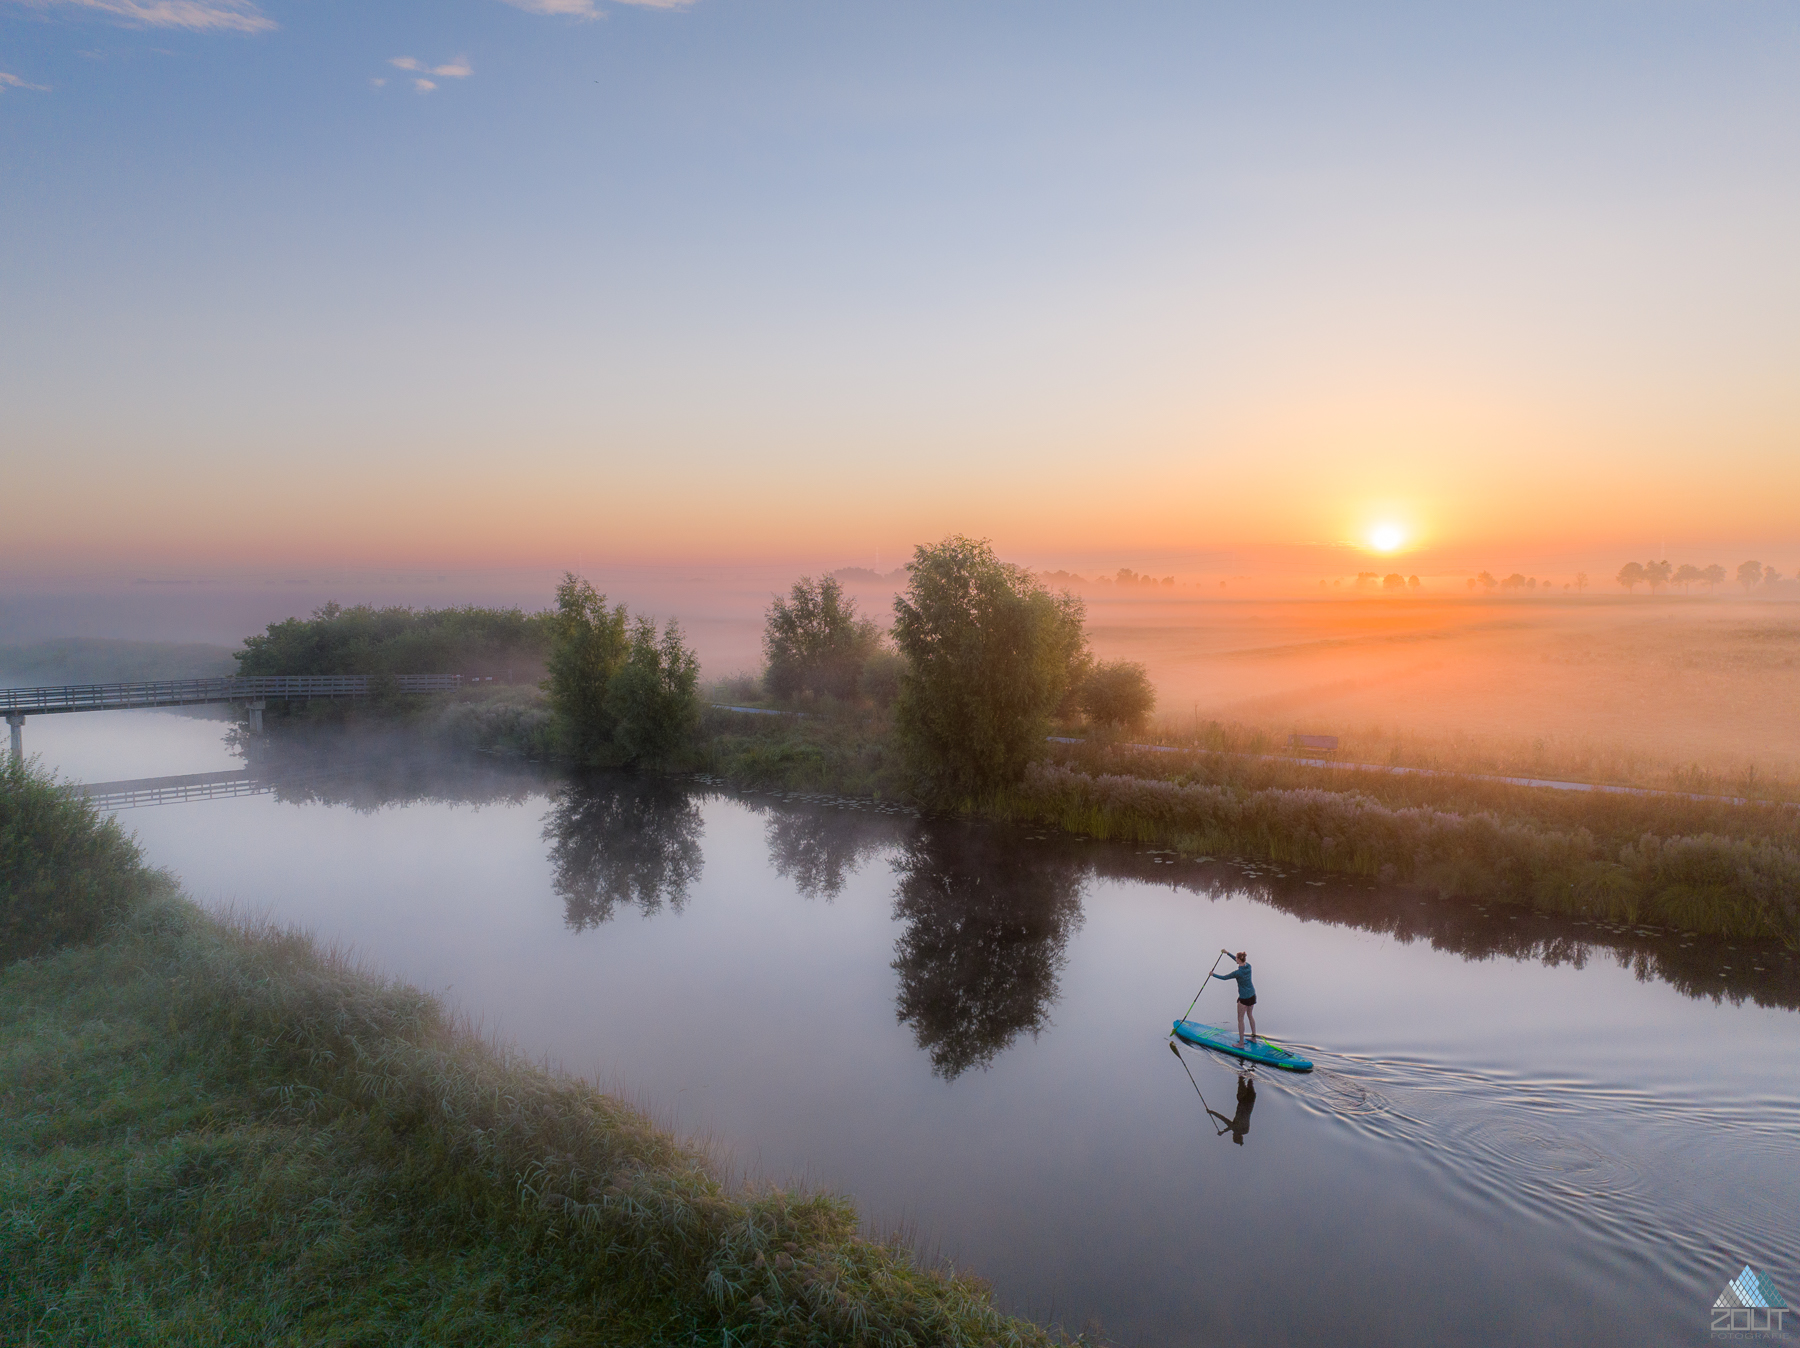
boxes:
[1080,660,1156,733]
[1616,562,1646,593]
[606,616,700,768]
[1407,575,1421,592]
[764,575,882,702]
[1738,560,1765,593]
[891,536,1088,800]
[1644,560,1672,593]
[1501,573,1527,591]
[1701,564,1726,592]
[1575,572,1589,595]
[1673,564,1703,594]
[545,574,630,759]
[1382,573,1405,592]
[1477,571,1498,592]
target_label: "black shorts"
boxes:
[1239,996,1257,1007]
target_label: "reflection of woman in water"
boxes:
[1205,1073,1257,1145]
[1212,950,1257,1045]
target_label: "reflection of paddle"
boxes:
[1180,952,1226,1025]
[1168,1039,1230,1137]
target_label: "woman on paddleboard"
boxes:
[1212,950,1256,1045]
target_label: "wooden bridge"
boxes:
[2,674,468,758]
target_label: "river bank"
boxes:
[0,759,1063,1347]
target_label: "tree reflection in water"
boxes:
[544,773,704,930]
[765,805,911,901]
[891,819,1085,1080]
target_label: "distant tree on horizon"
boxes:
[1477,571,1498,592]
[1382,573,1406,592]
[1738,560,1765,593]
[1644,560,1673,593]
[1702,564,1726,591]
[1575,572,1589,594]
[1673,563,1704,594]
[1616,562,1647,593]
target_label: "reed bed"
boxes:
[1008,762,1800,946]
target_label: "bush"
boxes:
[764,576,883,702]
[0,757,163,963]
[859,649,906,708]
[1079,660,1156,732]
[892,537,1088,801]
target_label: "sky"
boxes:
[3,0,1798,584]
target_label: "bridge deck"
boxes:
[1,674,464,716]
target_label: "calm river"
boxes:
[27,710,1800,1347]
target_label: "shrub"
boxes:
[0,757,163,963]
[1079,660,1156,732]
[859,649,906,708]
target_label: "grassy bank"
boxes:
[1007,759,1799,946]
[0,761,1063,1346]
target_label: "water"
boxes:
[24,710,1800,1345]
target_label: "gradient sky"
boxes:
[3,0,1797,579]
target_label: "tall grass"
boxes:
[1008,762,1800,945]
[0,756,166,963]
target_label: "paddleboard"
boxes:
[1172,1019,1314,1072]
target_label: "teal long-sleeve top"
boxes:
[1213,963,1255,999]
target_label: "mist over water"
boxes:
[27,711,1800,1344]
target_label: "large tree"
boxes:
[891,536,1088,800]
[545,574,630,759]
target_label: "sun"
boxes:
[1369,524,1405,553]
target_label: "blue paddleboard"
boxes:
[1172,1020,1314,1072]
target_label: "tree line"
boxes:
[1615,560,1785,594]
[554,535,1158,795]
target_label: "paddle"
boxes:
[1168,1039,1230,1137]
[1178,951,1226,1026]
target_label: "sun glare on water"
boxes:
[1370,524,1405,553]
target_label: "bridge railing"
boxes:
[1,673,466,715]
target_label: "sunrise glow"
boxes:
[1369,524,1406,553]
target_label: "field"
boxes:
[1077,594,1800,799]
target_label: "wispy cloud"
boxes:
[0,70,52,91]
[498,0,600,16]
[413,78,435,92]
[10,0,276,33]
[369,76,385,88]
[389,55,470,78]
[497,0,699,17]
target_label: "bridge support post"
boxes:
[247,699,266,734]
[6,713,22,761]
